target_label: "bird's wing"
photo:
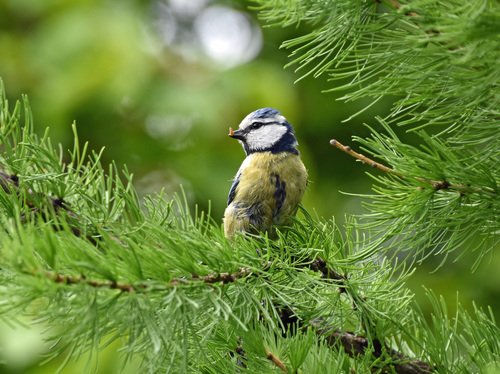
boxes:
[272,173,286,219]
[227,173,241,206]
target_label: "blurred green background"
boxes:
[0,0,497,372]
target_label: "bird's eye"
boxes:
[249,122,264,131]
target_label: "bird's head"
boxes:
[228,108,299,155]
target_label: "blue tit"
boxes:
[224,108,308,238]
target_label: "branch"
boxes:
[47,271,139,292]
[265,349,288,373]
[0,171,71,211]
[329,139,496,196]
[38,253,346,295]
[0,170,97,242]
[296,256,347,293]
[272,277,433,373]
[39,267,253,292]
[312,324,434,374]
[330,139,393,173]
[189,268,253,285]
[39,264,434,373]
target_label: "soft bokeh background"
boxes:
[0,0,497,372]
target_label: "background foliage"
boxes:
[0,0,498,372]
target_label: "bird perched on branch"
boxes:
[224,108,308,238]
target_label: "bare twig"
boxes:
[330,139,394,173]
[330,139,495,195]
[265,349,288,373]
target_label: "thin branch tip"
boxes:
[329,138,393,173]
[329,139,494,196]
[265,349,288,373]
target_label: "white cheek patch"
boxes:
[246,124,287,151]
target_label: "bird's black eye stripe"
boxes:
[249,122,265,131]
[244,121,284,133]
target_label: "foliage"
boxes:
[256,0,499,139]
[0,0,499,372]
[0,82,498,372]
[254,0,499,264]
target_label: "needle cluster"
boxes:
[254,0,499,267]
[0,82,498,372]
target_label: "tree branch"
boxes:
[330,139,393,173]
[0,170,97,242]
[37,262,435,373]
[39,267,253,292]
[312,324,434,374]
[189,268,253,285]
[296,256,347,293]
[330,139,496,195]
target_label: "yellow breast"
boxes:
[224,152,308,237]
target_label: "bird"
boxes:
[223,108,308,238]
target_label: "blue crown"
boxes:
[249,107,281,120]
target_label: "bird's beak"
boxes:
[228,127,244,140]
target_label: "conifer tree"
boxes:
[0,0,498,373]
